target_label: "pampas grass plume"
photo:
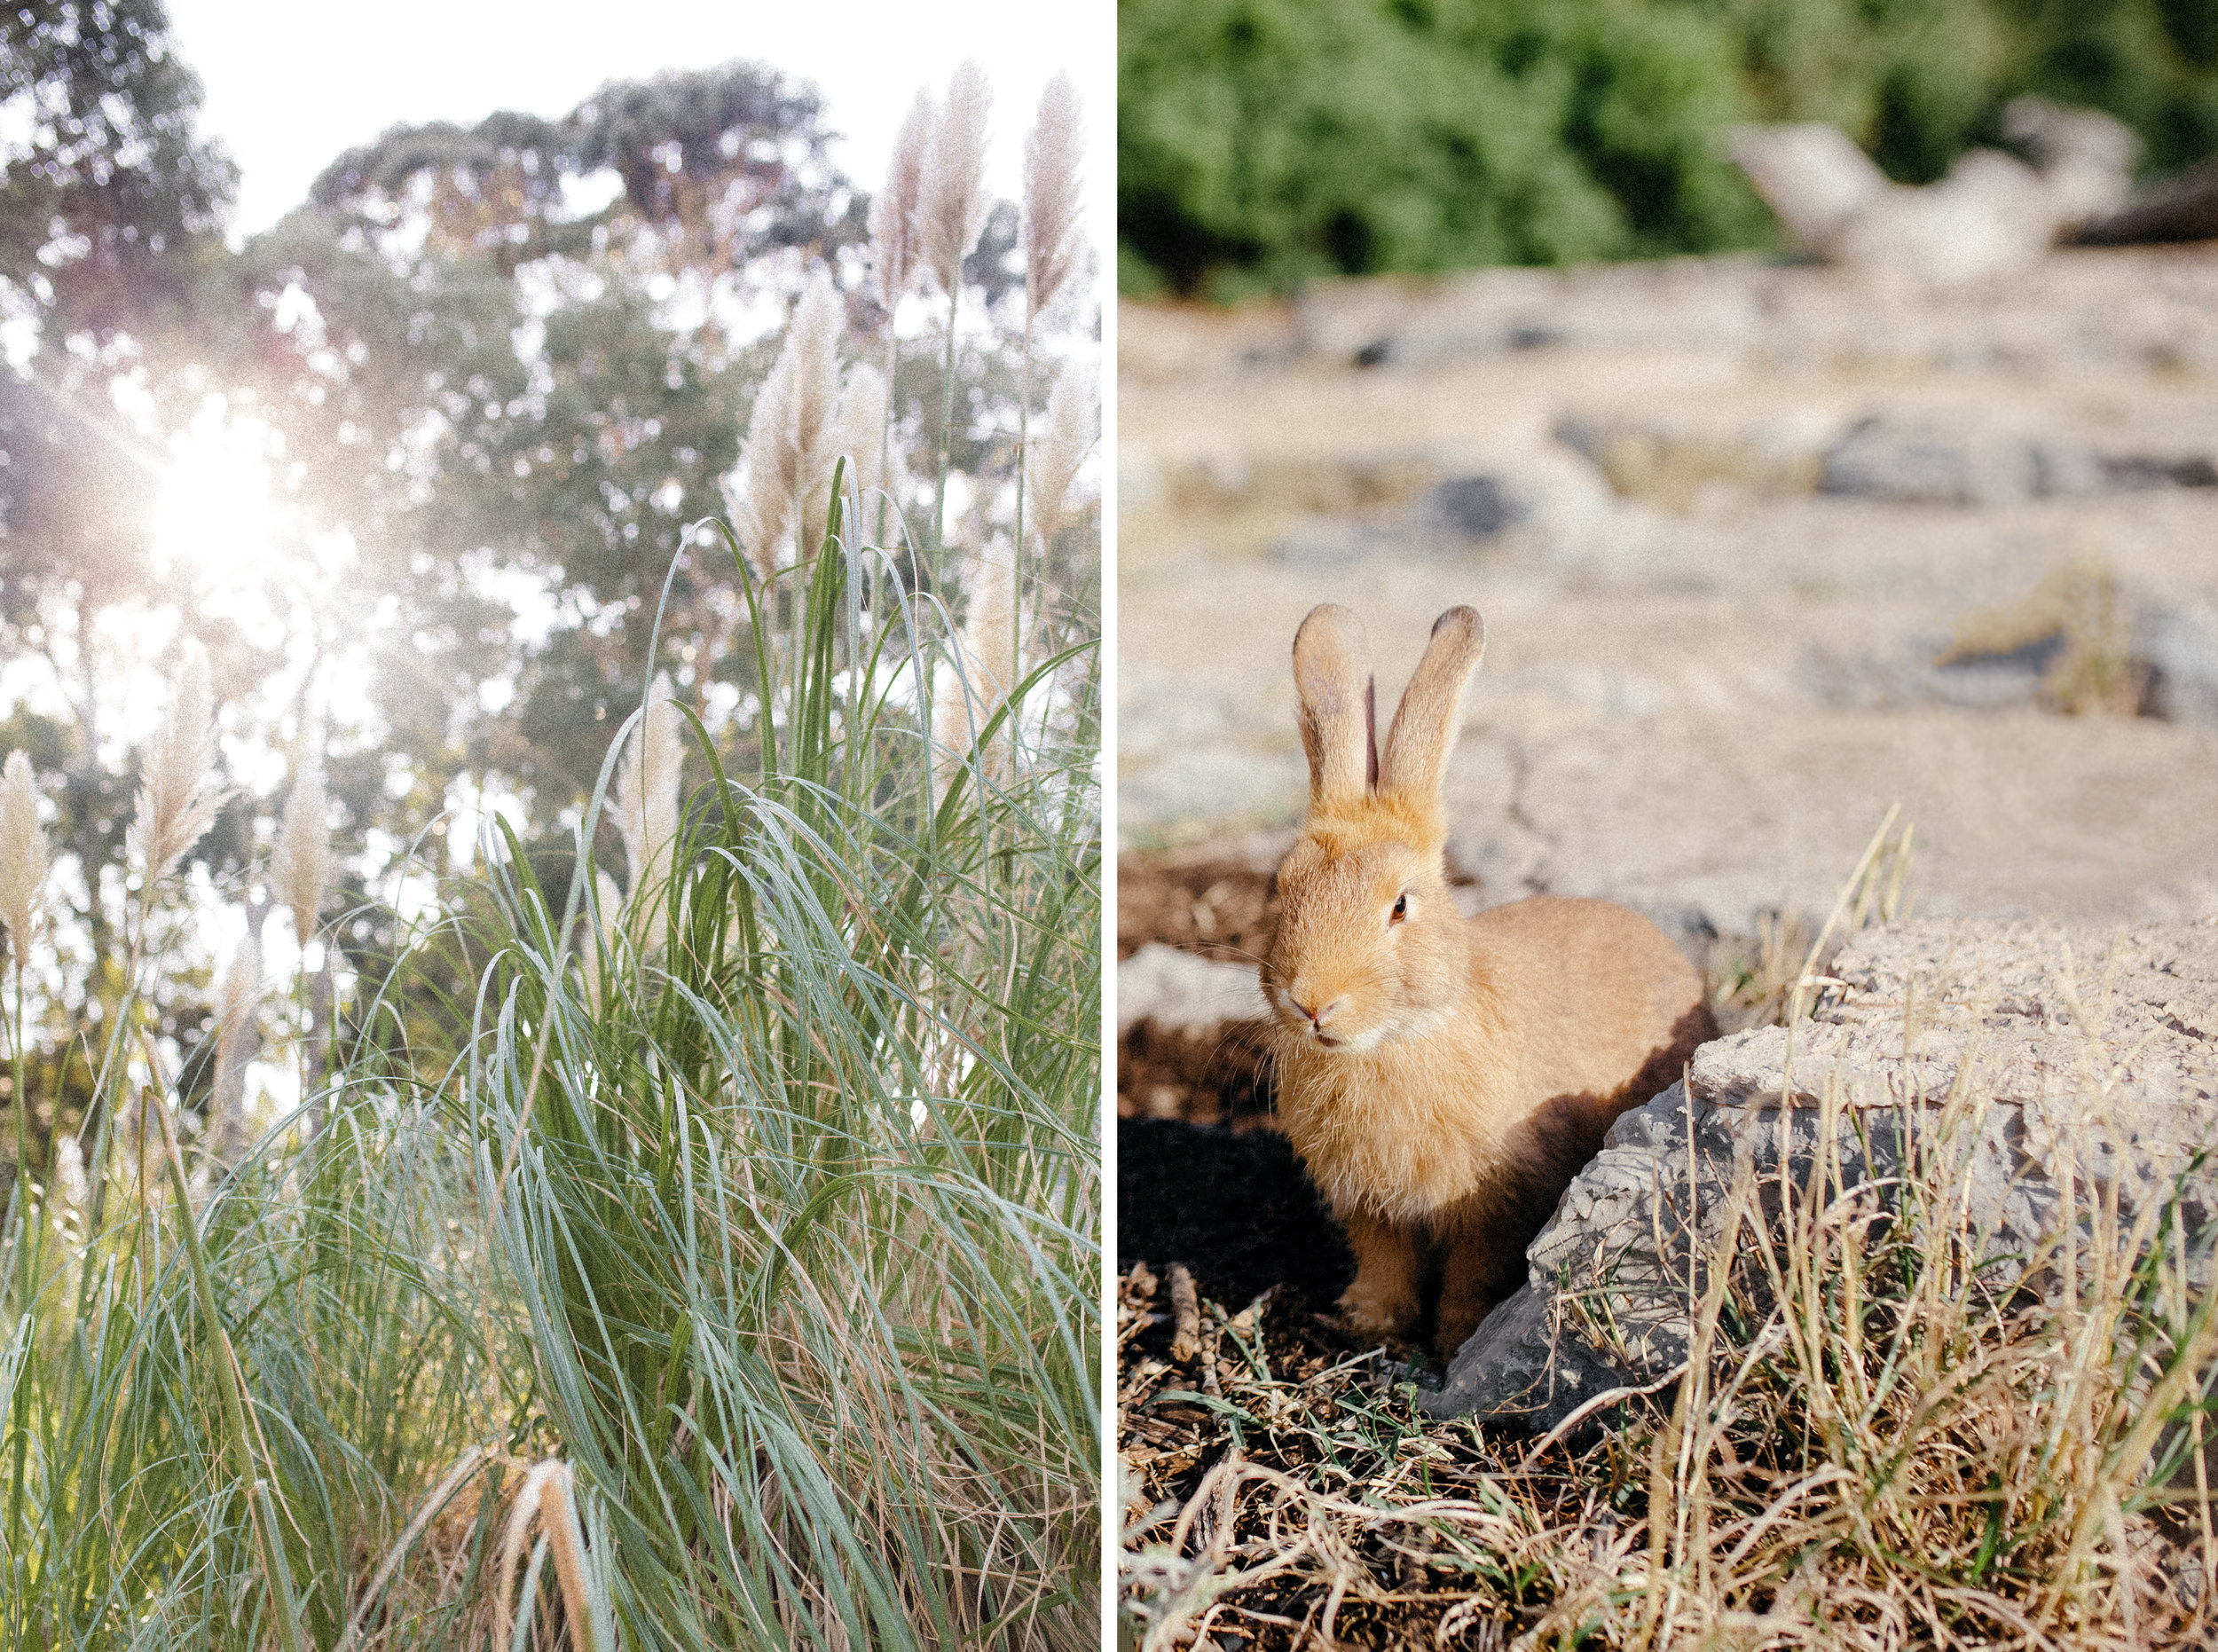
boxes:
[269,751,333,948]
[614,673,684,954]
[1027,364,1097,552]
[207,922,263,1165]
[0,750,49,958]
[1024,73,1083,322]
[920,60,992,297]
[871,89,932,311]
[126,641,226,886]
[729,271,845,578]
[831,362,893,507]
[931,547,1019,803]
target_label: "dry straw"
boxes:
[126,641,226,887]
[612,673,683,955]
[1024,72,1083,323]
[0,749,49,957]
[919,59,993,298]
[729,271,845,578]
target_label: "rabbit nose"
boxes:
[1294,994,1343,1029]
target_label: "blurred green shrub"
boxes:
[1119,0,2218,299]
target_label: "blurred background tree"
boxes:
[1118,0,2218,300]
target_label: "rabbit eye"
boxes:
[1389,893,1408,924]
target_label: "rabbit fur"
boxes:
[1262,603,1713,1356]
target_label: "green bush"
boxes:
[1119,0,2218,299]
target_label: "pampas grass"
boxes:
[1,47,1098,1652]
[125,640,226,888]
[728,271,845,578]
[1024,73,1084,326]
[0,750,47,958]
[871,89,932,314]
[921,59,993,575]
[269,751,332,947]
[831,361,893,505]
[1027,364,1096,555]
[932,545,1019,804]
[919,59,993,302]
[610,671,682,954]
[204,919,263,1167]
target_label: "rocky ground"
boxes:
[1120,245,2218,938]
[1118,248,2218,1645]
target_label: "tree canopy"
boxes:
[1118,0,2218,299]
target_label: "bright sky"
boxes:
[162,0,1113,253]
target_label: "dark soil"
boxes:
[1117,1118,1354,1315]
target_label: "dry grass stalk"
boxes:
[0,748,49,956]
[1026,363,1096,553]
[493,1458,601,1652]
[1024,72,1083,323]
[919,59,992,297]
[613,673,683,955]
[931,546,1018,803]
[268,750,333,947]
[729,271,845,578]
[125,640,227,887]
[870,90,932,311]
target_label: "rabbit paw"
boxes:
[1336,1279,1418,1339]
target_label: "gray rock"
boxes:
[1118,944,1268,1034]
[1425,917,2218,1437]
[2143,596,2218,728]
[1821,417,2041,506]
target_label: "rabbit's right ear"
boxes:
[1293,604,1377,808]
[1380,606,1486,800]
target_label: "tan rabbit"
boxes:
[1262,604,1713,1356]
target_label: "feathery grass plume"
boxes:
[268,750,333,947]
[1027,363,1097,553]
[495,1459,606,1652]
[831,361,893,507]
[932,545,1019,803]
[920,60,992,298]
[0,750,49,959]
[582,868,623,1015]
[613,673,683,955]
[870,89,932,311]
[728,270,845,578]
[125,640,225,887]
[205,920,263,1167]
[1024,72,1083,324]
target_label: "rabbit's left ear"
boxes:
[1380,607,1485,799]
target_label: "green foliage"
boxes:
[1119,0,2218,298]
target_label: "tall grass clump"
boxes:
[0,55,1098,1652]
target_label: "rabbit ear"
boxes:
[1293,604,1378,807]
[1380,606,1486,799]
